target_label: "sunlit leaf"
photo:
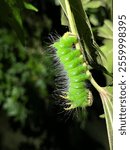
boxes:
[100,90,113,150]
[98,20,113,39]
[86,0,105,9]
[89,14,99,26]
[24,2,38,12]
[98,20,113,85]
[0,0,25,44]
[61,9,68,26]
[100,39,113,73]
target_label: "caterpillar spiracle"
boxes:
[52,32,93,110]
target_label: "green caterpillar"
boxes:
[52,32,92,110]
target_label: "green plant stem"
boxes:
[65,0,81,50]
[89,73,113,150]
[89,73,107,94]
[65,0,76,34]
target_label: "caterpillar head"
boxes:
[61,32,78,47]
[53,32,78,49]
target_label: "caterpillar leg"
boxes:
[87,90,93,106]
[64,104,76,110]
[59,94,68,99]
[86,70,91,79]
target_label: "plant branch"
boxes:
[90,73,113,150]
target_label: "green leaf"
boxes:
[61,9,68,26]
[98,20,113,39]
[86,0,105,9]
[100,90,113,150]
[5,0,23,26]
[106,86,113,96]
[81,0,105,11]
[100,39,113,73]
[81,0,90,10]
[0,0,25,44]
[7,17,25,45]
[98,20,113,85]
[24,2,38,12]
[3,97,27,122]
[89,14,99,26]
[12,7,22,26]
[105,0,113,19]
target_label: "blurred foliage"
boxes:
[0,28,52,122]
[0,0,38,44]
[0,0,53,123]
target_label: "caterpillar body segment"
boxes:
[52,32,92,109]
